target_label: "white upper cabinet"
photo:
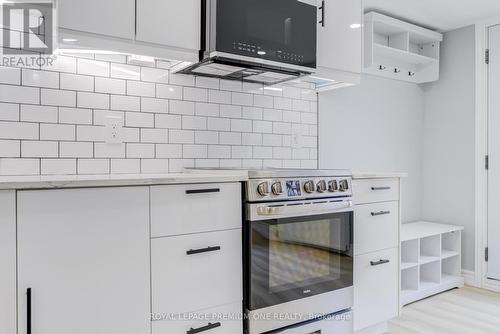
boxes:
[136,0,200,52]
[58,0,135,40]
[313,0,362,90]
[16,187,151,334]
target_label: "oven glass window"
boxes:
[247,212,353,310]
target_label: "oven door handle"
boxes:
[256,200,353,217]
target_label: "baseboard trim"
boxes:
[462,269,480,287]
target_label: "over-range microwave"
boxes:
[180,0,318,85]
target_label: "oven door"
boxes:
[214,0,317,69]
[245,201,353,311]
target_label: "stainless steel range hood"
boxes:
[178,0,317,85]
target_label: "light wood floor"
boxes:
[389,287,500,334]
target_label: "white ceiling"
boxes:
[364,0,500,32]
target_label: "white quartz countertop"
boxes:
[0,173,248,190]
[352,171,408,179]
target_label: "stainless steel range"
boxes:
[242,169,354,334]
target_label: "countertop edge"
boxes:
[352,172,408,179]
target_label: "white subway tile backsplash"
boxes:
[184,87,208,102]
[0,121,38,140]
[141,128,168,143]
[110,63,140,80]
[95,77,126,95]
[42,89,76,107]
[111,95,141,111]
[155,114,181,129]
[20,105,58,123]
[141,159,169,173]
[0,54,317,175]
[60,142,93,158]
[111,158,140,174]
[77,92,109,109]
[127,81,155,97]
[59,107,92,125]
[141,67,169,83]
[78,59,110,77]
[22,69,59,88]
[182,116,206,130]
[77,159,110,174]
[60,73,94,92]
[0,103,20,121]
[0,140,20,157]
[126,143,155,158]
[0,85,39,104]
[40,124,75,141]
[141,97,169,114]
[0,158,39,175]
[22,141,58,157]
[156,84,183,100]
[126,112,154,128]
[0,67,21,84]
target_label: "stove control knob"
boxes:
[316,180,327,193]
[328,180,339,192]
[339,180,349,192]
[303,180,316,194]
[271,182,284,195]
[257,182,270,196]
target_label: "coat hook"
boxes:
[379,65,386,70]
[408,71,416,77]
[394,68,401,73]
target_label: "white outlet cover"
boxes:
[292,130,303,148]
[104,116,123,144]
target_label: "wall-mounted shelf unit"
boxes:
[400,221,464,306]
[364,12,443,84]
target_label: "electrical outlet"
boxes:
[292,129,303,148]
[104,116,123,144]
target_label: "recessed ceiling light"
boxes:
[257,51,266,55]
[62,38,78,43]
[349,23,362,29]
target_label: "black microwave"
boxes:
[181,0,318,85]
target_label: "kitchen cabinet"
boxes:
[16,187,151,334]
[352,177,401,333]
[312,0,362,90]
[58,0,136,40]
[0,191,16,334]
[136,0,200,52]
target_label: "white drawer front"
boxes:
[152,229,242,314]
[152,302,242,334]
[151,183,242,237]
[354,201,399,255]
[352,178,399,204]
[354,248,398,331]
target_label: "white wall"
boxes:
[422,25,476,271]
[318,75,425,223]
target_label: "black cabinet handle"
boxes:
[27,288,32,334]
[319,1,325,27]
[370,259,390,266]
[185,188,220,195]
[371,186,391,191]
[187,322,221,334]
[186,246,221,255]
[371,211,391,216]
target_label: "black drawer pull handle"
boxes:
[371,186,391,191]
[27,288,32,334]
[186,246,221,255]
[187,322,221,334]
[185,188,220,195]
[370,259,390,266]
[371,211,391,216]
[319,0,325,27]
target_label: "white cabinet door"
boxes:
[0,191,16,334]
[354,248,398,331]
[317,0,362,74]
[136,0,200,51]
[58,0,135,40]
[17,187,151,334]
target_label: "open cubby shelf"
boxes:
[400,221,465,306]
[364,12,443,84]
